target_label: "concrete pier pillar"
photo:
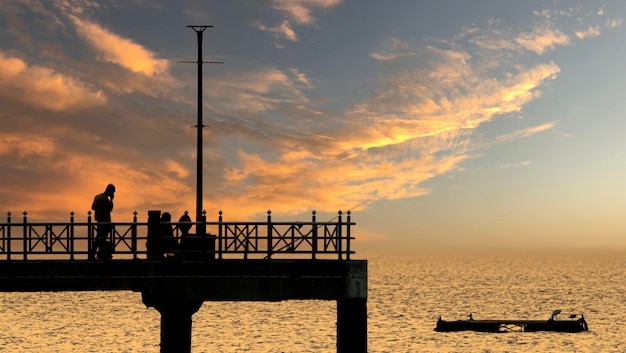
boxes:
[336,260,368,353]
[144,210,204,352]
[337,298,367,353]
[155,299,203,353]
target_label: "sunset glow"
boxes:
[1,1,625,250]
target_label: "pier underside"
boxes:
[0,259,366,301]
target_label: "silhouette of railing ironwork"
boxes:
[0,210,355,261]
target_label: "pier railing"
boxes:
[0,210,355,261]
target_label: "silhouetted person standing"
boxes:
[91,184,115,259]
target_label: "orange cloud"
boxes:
[0,51,106,111]
[515,26,570,54]
[575,26,601,39]
[69,15,169,76]
[0,133,55,159]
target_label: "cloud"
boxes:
[0,133,56,159]
[206,68,311,115]
[271,0,341,25]
[0,131,193,219]
[605,19,622,29]
[254,20,298,43]
[500,160,532,168]
[69,15,169,76]
[515,26,570,54]
[493,122,558,145]
[0,3,601,223]
[370,37,416,61]
[256,0,341,46]
[575,26,601,39]
[0,51,106,111]
[205,30,562,216]
[289,68,313,88]
[166,159,191,178]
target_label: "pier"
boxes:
[0,209,367,352]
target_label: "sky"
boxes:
[1,0,625,251]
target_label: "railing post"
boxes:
[346,210,351,260]
[290,222,295,251]
[266,210,272,260]
[337,210,343,260]
[132,211,138,260]
[147,210,161,260]
[45,224,51,253]
[87,211,93,260]
[201,210,207,257]
[218,210,223,260]
[198,210,207,237]
[70,211,75,261]
[6,212,11,262]
[311,210,317,260]
[110,220,115,251]
[22,211,27,261]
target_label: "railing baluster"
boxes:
[6,212,11,262]
[87,211,93,260]
[70,212,75,260]
[337,211,343,260]
[202,210,207,258]
[346,211,351,260]
[132,211,138,260]
[218,211,223,260]
[312,210,317,260]
[266,210,272,260]
[22,211,27,261]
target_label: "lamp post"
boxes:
[179,26,223,227]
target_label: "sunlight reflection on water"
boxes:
[1,251,624,352]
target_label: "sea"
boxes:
[1,250,625,353]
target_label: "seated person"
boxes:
[159,212,179,257]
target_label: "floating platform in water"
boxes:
[435,313,588,333]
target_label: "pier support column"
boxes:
[336,260,368,353]
[144,210,204,352]
[155,299,203,353]
[337,298,367,353]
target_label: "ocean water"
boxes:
[1,250,625,352]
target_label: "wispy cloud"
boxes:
[256,0,342,46]
[500,160,533,168]
[271,0,341,25]
[69,15,169,76]
[605,18,622,28]
[493,122,558,145]
[254,20,298,44]
[206,68,311,115]
[370,37,416,61]
[515,26,570,54]
[575,25,602,39]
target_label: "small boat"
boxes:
[435,311,588,333]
